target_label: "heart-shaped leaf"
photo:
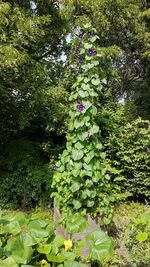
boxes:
[84,77,90,83]
[72,149,84,161]
[91,78,100,86]
[4,236,33,264]
[84,43,92,49]
[72,200,82,210]
[37,243,51,254]
[86,230,114,262]
[71,183,80,193]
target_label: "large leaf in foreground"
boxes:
[86,229,114,262]
[0,257,18,267]
[4,236,33,264]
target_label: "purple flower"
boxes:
[93,50,97,55]
[74,51,78,57]
[79,33,83,38]
[88,32,92,37]
[52,165,57,171]
[79,58,83,63]
[77,42,82,49]
[88,49,93,55]
[76,103,85,112]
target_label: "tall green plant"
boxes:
[51,24,119,222]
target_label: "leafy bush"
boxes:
[105,116,150,201]
[0,140,52,209]
[110,202,150,267]
[0,211,114,266]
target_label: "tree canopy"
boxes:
[0,0,150,146]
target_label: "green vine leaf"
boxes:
[91,78,100,86]
[84,43,93,49]
[75,142,84,150]
[72,200,82,210]
[71,183,80,193]
[65,213,88,233]
[72,149,84,161]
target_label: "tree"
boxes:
[0,0,68,144]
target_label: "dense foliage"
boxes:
[0,0,68,145]
[0,211,114,267]
[105,115,150,201]
[60,0,150,109]
[0,140,52,209]
[0,1,150,266]
[51,24,125,222]
[0,0,149,208]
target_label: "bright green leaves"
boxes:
[63,261,87,267]
[20,233,37,247]
[84,43,93,49]
[136,232,148,242]
[82,100,92,111]
[74,162,82,170]
[51,25,115,220]
[78,90,89,97]
[84,77,90,83]
[65,213,88,233]
[84,151,95,164]
[0,257,19,267]
[0,211,55,265]
[47,253,66,263]
[71,183,80,193]
[37,243,52,254]
[85,179,93,187]
[87,201,94,207]
[91,78,100,86]
[96,143,103,150]
[72,149,84,161]
[0,210,115,266]
[74,119,84,129]
[89,125,99,134]
[73,200,82,210]
[4,236,33,265]
[91,106,97,115]
[87,230,114,263]
[83,163,93,171]
[77,76,84,83]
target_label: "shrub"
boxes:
[105,117,150,201]
[0,140,52,209]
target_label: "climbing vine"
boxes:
[51,23,121,223]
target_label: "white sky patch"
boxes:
[59,52,67,62]
[118,97,125,104]
[30,1,36,11]
[66,33,72,44]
